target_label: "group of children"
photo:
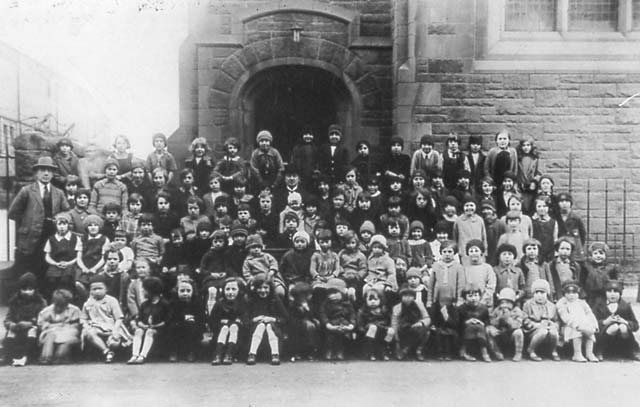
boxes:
[4,127,639,367]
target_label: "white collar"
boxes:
[55,232,73,241]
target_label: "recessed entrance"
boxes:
[238,65,354,161]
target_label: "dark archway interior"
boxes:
[241,65,352,161]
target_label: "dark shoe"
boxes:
[246,353,256,366]
[493,350,504,361]
[169,352,178,363]
[529,352,542,362]
[223,343,235,365]
[415,347,425,361]
[271,354,281,366]
[551,351,561,361]
[212,343,225,365]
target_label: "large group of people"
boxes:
[4,125,637,367]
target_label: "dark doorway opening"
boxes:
[240,65,353,162]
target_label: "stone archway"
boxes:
[209,37,384,156]
[237,65,354,160]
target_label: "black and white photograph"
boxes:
[1,0,639,406]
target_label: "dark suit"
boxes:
[8,182,69,281]
[467,151,486,191]
[318,143,350,184]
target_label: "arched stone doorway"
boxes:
[238,65,353,160]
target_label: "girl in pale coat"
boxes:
[556,280,598,362]
[37,289,81,364]
[364,235,398,295]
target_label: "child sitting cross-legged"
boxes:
[128,277,170,364]
[245,274,288,366]
[357,287,394,361]
[210,278,246,366]
[486,288,526,361]
[522,279,560,361]
[391,284,431,361]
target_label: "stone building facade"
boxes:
[173,0,640,267]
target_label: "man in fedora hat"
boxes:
[8,156,70,284]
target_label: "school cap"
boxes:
[605,280,623,293]
[480,199,496,212]
[230,225,248,238]
[390,136,404,148]
[557,192,572,203]
[211,229,227,240]
[420,135,433,146]
[468,135,483,145]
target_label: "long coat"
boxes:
[8,182,69,254]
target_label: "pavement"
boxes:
[1,359,639,407]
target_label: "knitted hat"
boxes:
[420,135,433,146]
[587,241,609,255]
[245,234,264,249]
[89,274,107,287]
[326,278,347,295]
[370,234,388,251]
[57,138,74,149]
[496,243,517,259]
[104,158,119,171]
[54,212,72,224]
[211,229,227,240]
[562,280,580,294]
[465,239,485,254]
[83,214,104,229]
[256,130,273,143]
[287,192,302,203]
[359,220,375,235]
[390,136,404,148]
[457,169,471,180]
[462,194,475,206]
[434,220,450,234]
[468,135,483,145]
[503,171,517,182]
[196,219,213,232]
[605,280,623,293]
[356,140,371,150]
[538,174,554,186]
[443,195,459,208]
[409,220,424,233]
[130,159,145,171]
[328,124,343,137]
[293,230,310,245]
[531,279,550,294]
[406,267,422,281]
[17,272,37,290]
[213,196,228,208]
[412,169,427,180]
[479,199,496,213]
[497,287,517,303]
[557,192,572,203]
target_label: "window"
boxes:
[505,0,638,33]
[505,0,557,31]
[568,0,618,31]
[477,0,640,71]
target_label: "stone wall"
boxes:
[394,0,640,268]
